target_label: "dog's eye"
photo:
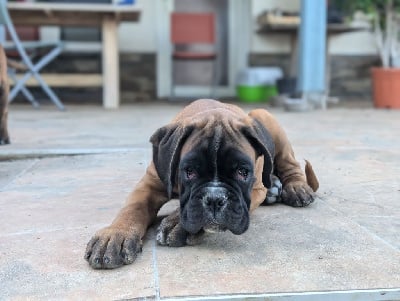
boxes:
[236,167,248,181]
[185,168,197,180]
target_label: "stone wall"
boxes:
[33,53,157,104]
[249,54,380,101]
[119,53,156,103]
[18,53,378,104]
[329,55,380,101]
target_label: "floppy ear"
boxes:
[150,124,194,198]
[241,119,275,188]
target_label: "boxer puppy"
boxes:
[85,99,319,269]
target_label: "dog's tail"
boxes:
[304,160,319,192]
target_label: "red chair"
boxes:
[170,12,219,98]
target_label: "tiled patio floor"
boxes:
[0,102,399,300]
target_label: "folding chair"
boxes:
[0,0,65,110]
[170,12,219,99]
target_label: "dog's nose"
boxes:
[204,196,227,209]
[202,187,228,212]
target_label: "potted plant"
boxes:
[344,0,400,108]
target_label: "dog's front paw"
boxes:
[84,227,142,269]
[156,209,204,247]
[281,181,315,207]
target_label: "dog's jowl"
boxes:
[85,99,319,269]
[0,45,10,145]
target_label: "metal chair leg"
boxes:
[9,70,34,101]
[8,69,40,108]
[9,46,61,99]
[32,72,65,110]
[9,46,64,110]
[1,0,64,110]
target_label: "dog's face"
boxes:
[178,135,256,235]
[150,117,275,236]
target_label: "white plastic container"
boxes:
[236,67,283,103]
[256,67,283,84]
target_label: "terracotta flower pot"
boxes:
[371,67,400,109]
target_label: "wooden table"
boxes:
[257,23,369,98]
[257,23,369,35]
[7,2,141,109]
[257,23,369,77]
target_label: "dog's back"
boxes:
[0,45,10,145]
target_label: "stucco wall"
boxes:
[251,0,377,55]
[40,0,378,55]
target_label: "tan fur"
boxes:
[105,99,318,236]
[0,45,10,145]
[250,155,267,212]
[305,159,319,191]
[248,109,307,185]
[86,99,319,268]
[104,100,260,238]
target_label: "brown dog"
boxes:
[85,99,319,269]
[0,45,10,145]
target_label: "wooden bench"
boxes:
[7,2,141,108]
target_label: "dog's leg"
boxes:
[0,95,9,145]
[249,109,318,207]
[0,46,10,145]
[156,207,204,247]
[85,163,169,269]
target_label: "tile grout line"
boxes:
[162,288,400,301]
[145,147,161,301]
[355,222,400,252]
[0,224,108,238]
[0,147,145,161]
[363,190,399,251]
[320,199,400,252]
[0,158,40,191]
[152,239,161,301]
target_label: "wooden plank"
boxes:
[7,3,141,26]
[8,73,103,87]
[102,17,119,109]
[9,11,140,27]
[7,2,141,13]
[257,24,369,35]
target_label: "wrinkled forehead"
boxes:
[180,126,257,163]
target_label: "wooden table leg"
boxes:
[102,16,119,109]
